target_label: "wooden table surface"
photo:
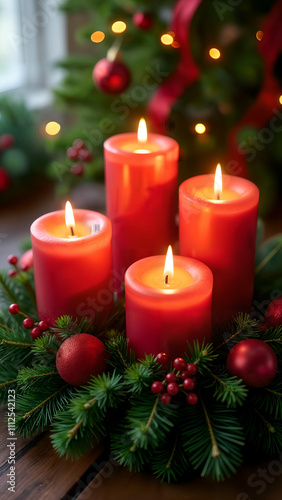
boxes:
[0,406,282,500]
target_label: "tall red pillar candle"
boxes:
[179,167,259,327]
[31,204,113,325]
[125,248,213,360]
[104,119,179,293]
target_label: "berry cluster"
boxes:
[8,303,49,339]
[151,353,199,405]
[7,253,32,278]
[66,139,93,176]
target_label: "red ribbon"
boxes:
[222,0,282,178]
[147,0,203,133]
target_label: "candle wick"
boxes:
[70,226,75,236]
[165,274,169,285]
[217,193,220,201]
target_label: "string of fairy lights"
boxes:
[44,21,281,139]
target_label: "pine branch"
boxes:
[0,270,37,317]
[126,393,179,450]
[0,326,34,365]
[239,402,282,455]
[185,339,218,376]
[31,334,60,363]
[151,431,192,483]
[181,395,244,481]
[260,327,282,357]
[248,376,282,420]
[124,355,164,393]
[15,382,74,437]
[17,365,59,392]
[51,372,124,459]
[111,426,152,473]
[206,368,248,408]
[51,315,93,340]
[215,313,261,352]
[106,335,135,373]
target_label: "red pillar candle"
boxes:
[125,247,213,360]
[179,166,259,327]
[31,203,113,325]
[104,119,179,293]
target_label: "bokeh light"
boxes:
[256,31,263,41]
[195,123,206,134]
[112,21,126,34]
[45,121,61,136]
[91,31,105,43]
[279,95,282,105]
[161,33,174,45]
[209,48,221,59]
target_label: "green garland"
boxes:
[0,268,282,483]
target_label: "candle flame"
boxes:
[65,201,75,234]
[164,245,174,284]
[137,118,147,143]
[214,163,222,200]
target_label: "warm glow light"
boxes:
[279,95,282,105]
[161,33,174,45]
[164,245,174,284]
[209,48,221,59]
[45,121,61,136]
[91,31,105,43]
[195,123,206,134]
[65,201,75,235]
[137,118,147,143]
[172,40,181,48]
[256,30,263,41]
[112,21,126,34]
[214,164,222,200]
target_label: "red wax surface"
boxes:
[31,210,113,325]
[104,133,179,293]
[125,255,213,360]
[179,175,259,327]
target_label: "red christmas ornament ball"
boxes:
[264,297,282,328]
[56,334,107,386]
[93,58,131,94]
[227,339,278,388]
[133,12,153,30]
[0,167,10,191]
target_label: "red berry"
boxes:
[133,12,153,30]
[156,352,168,365]
[180,370,189,380]
[72,139,85,150]
[30,327,42,339]
[161,393,172,404]
[38,320,49,332]
[167,382,179,396]
[9,304,20,315]
[8,254,18,265]
[23,318,34,329]
[187,393,198,405]
[187,363,198,376]
[71,163,84,176]
[259,323,267,332]
[173,358,187,371]
[8,270,17,278]
[78,148,92,162]
[183,378,196,391]
[0,134,14,149]
[67,146,79,160]
[165,372,177,384]
[151,381,164,394]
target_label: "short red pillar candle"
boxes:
[31,204,113,325]
[104,119,179,293]
[125,248,213,360]
[179,167,259,327]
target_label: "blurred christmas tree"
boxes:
[50,0,282,214]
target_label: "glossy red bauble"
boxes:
[264,297,282,328]
[227,339,278,388]
[56,334,107,386]
[93,58,131,94]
